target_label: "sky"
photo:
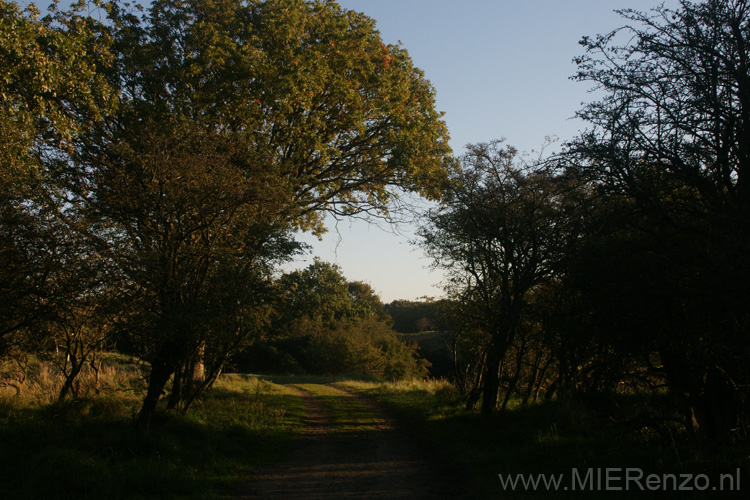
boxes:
[285,0,680,303]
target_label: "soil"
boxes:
[235,384,467,500]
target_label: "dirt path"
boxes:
[235,384,463,500]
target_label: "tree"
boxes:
[567,0,750,440]
[274,260,388,325]
[66,0,451,431]
[420,141,572,417]
[0,0,115,356]
[276,260,357,327]
[0,0,113,181]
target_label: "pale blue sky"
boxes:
[287,0,680,302]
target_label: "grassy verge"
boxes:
[338,379,749,499]
[0,365,304,500]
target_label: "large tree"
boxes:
[66,0,451,431]
[275,259,389,327]
[567,0,750,440]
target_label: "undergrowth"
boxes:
[339,379,749,499]
[0,359,304,500]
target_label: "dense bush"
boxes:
[237,317,429,380]
[233,261,429,380]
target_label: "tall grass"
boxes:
[0,353,145,408]
[0,358,305,500]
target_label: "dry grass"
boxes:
[0,354,145,409]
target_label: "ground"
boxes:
[235,383,465,500]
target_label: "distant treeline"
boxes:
[233,260,429,380]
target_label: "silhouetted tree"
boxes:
[420,141,574,417]
[567,0,750,440]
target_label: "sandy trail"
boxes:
[235,384,463,500]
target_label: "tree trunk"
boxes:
[58,362,84,401]
[522,346,545,405]
[465,372,483,410]
[451,329,465,392]
[465,350,486,410]
[58,348,85,401]
[192,342,205,384]
[167,342,206,412]
[480,346,503,419]
[692,367,740,444]
[167,363,184,411]
[181,356,225,413]
[531,357,553,403]
[501,338,527,411]
[137,357,174,434]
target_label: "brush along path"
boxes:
[236,383,460,499]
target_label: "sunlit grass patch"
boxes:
[190,374,303,431]
[343,377,457,397]
[337,377,462,422]
[0,354,145,411]
[293,382,381,433]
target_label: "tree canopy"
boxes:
[0,0,115,355]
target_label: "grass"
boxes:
[293,382,381,433]
[2,359,747,499]
[0,360,306,500]
[338,379,750,499]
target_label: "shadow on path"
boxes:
[236,384,462,500]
